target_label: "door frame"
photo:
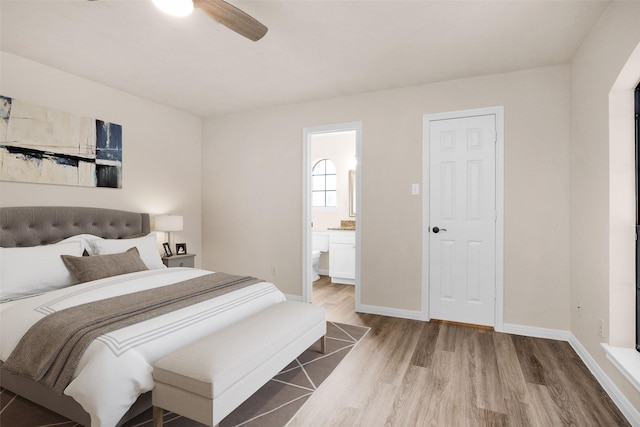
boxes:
[422,106,504,330]
[302,121,362,304]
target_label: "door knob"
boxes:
[432,226,447,233]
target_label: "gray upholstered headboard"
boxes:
[0,206,151,248]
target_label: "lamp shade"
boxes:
[155,215,183,232]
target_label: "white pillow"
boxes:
[57,233,104,255]
[89,232,165,270]
[0,241,85,303]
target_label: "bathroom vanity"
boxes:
[329,230,356,285]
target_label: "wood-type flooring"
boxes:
[289,277,629,426]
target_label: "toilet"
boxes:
[312,232,330,281]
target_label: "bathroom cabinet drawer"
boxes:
[329,231,355,244]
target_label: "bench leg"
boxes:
[321,335,327,354]
[153,406,163,427]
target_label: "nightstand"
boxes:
[162,253,196,268]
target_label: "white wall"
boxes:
[0,52,203,263]
[202,64,571,330]
[570,1,640,412]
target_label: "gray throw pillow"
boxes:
[61,247,149,283]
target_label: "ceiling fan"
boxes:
[155,0,267,41]
[91,0,268,41]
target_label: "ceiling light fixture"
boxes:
[152,0,194,17]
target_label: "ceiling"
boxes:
[0,0,611,117]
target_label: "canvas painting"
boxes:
[0,96,122,188]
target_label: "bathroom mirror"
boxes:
[349,169,356,217]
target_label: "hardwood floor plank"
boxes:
[493,332,529,403]
[511,334,546,385]
[358,381,398,427]
[429,330,480,427]
[417,348,456,424]
[384,365,426,427]
[525,382,567,427]
[477,407,509,427]
[474,330,507,414]
[435,322,460,352]
[503,398,534,427]
[410,320,439,368]
[386,350,454,427]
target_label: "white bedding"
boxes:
[0,268,286,427]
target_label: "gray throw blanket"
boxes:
[2,272,263,394]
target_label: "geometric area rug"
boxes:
[0,322,370,427]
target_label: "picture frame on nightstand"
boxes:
[176,243,187,255]
[162,242,173,257]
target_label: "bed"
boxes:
[0,206,286,427]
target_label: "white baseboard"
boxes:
[284,293,303,302]
[503,322,640,426]
[355,303,428,321]
[502,323,570,341]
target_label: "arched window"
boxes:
[312,159,336,207]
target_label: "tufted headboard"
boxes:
[0,206,151,248]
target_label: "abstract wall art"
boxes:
[0,96,122,188]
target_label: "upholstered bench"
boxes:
[151,301,326,427]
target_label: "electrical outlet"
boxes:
[598,318,605,338]
[271,265,277,275]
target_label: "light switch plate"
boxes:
[411,183,420,195]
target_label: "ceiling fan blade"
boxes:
[193,0,267,41]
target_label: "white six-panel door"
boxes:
[428,114,497,326]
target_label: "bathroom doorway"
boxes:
[302,122,361,308]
